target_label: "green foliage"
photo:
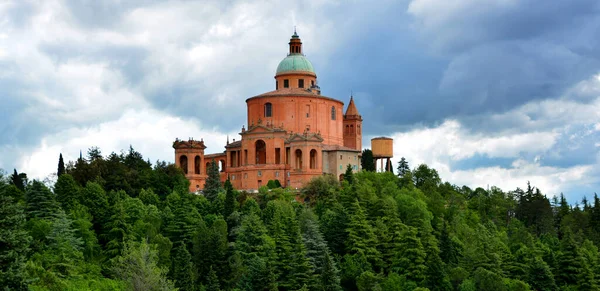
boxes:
[204,160,222,201]
[171,242,194,291]
[54,174,80,212]
[396,157,410,178]
[0,193,31,290]
[26,180,61,220]
[57,153,66,177]
[345,164,355,184]
[113,240,175,291]
[6,146,600,291]
[11,168,27,192]
[361,149,375,172]
[266,179,282,189]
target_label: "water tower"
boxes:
[371,137,393,172]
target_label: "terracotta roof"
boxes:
[225,140,242,148]
[322,144,361,152]
[205,152,226,159]
[345,96,360,116]
[254,87,319,97]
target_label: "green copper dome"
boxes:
[276,54,315,75]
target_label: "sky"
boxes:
[0,0,599,203]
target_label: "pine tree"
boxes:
[397,157,410,178]
[556,228,582,287]
[10,169,26,192]
[113,240,175,291]
[299,209,342,290]
[57,153,66,177]
[0,193,31,290]
[527,257,557,291]
[204,160,222,201]
[172,242,194,291]
[392,226,427,284]
[44,210,84,277]
[104,198,131,258]
[54,173,80,211]
[223,179,235,219]
[206,265,221,291]
[26,180,60,220]
[346,200,382,271]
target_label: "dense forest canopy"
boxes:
[1,146,599,290]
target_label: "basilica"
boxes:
[173,31,363,192]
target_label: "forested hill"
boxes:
[1,147,600,291]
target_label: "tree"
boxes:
[397,157,410,178]
[0,193,31,290]
[556,229,582,287]
[346,200,382,271]
[345,164,355,185]
[361,149,375,172]
[54,174,80,211]
[223,179,236,219]
[10,169,26,192]
[528,257,557,291]
[172,242,194,291]
[204,160,222,201]
[392,226,427,284]
[113,240,175,291]
[26,180,60,220]
[206,265,221,291]
[299,209,342,291]
[57,153,66,177]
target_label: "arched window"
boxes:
[255,140,266,164]
[219,159,225,172]
[346,125,350,133]
[179,155,188,174]
[331,106,336,120]
[264,103,272,117]
[295,149,303,170]
[194,155,201,174]
[310,149,317,169]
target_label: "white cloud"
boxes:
[18,107,238,180]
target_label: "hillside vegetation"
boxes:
[1,147,600,290]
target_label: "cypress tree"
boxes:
[345,164,355,185]
[0,193,31,290]
[223,179,235,219]
[172,242,194,291]
[204,160,222,201]
[57,153,65,177]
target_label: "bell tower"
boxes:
[289,28,302,55]
[343,95,363,151]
